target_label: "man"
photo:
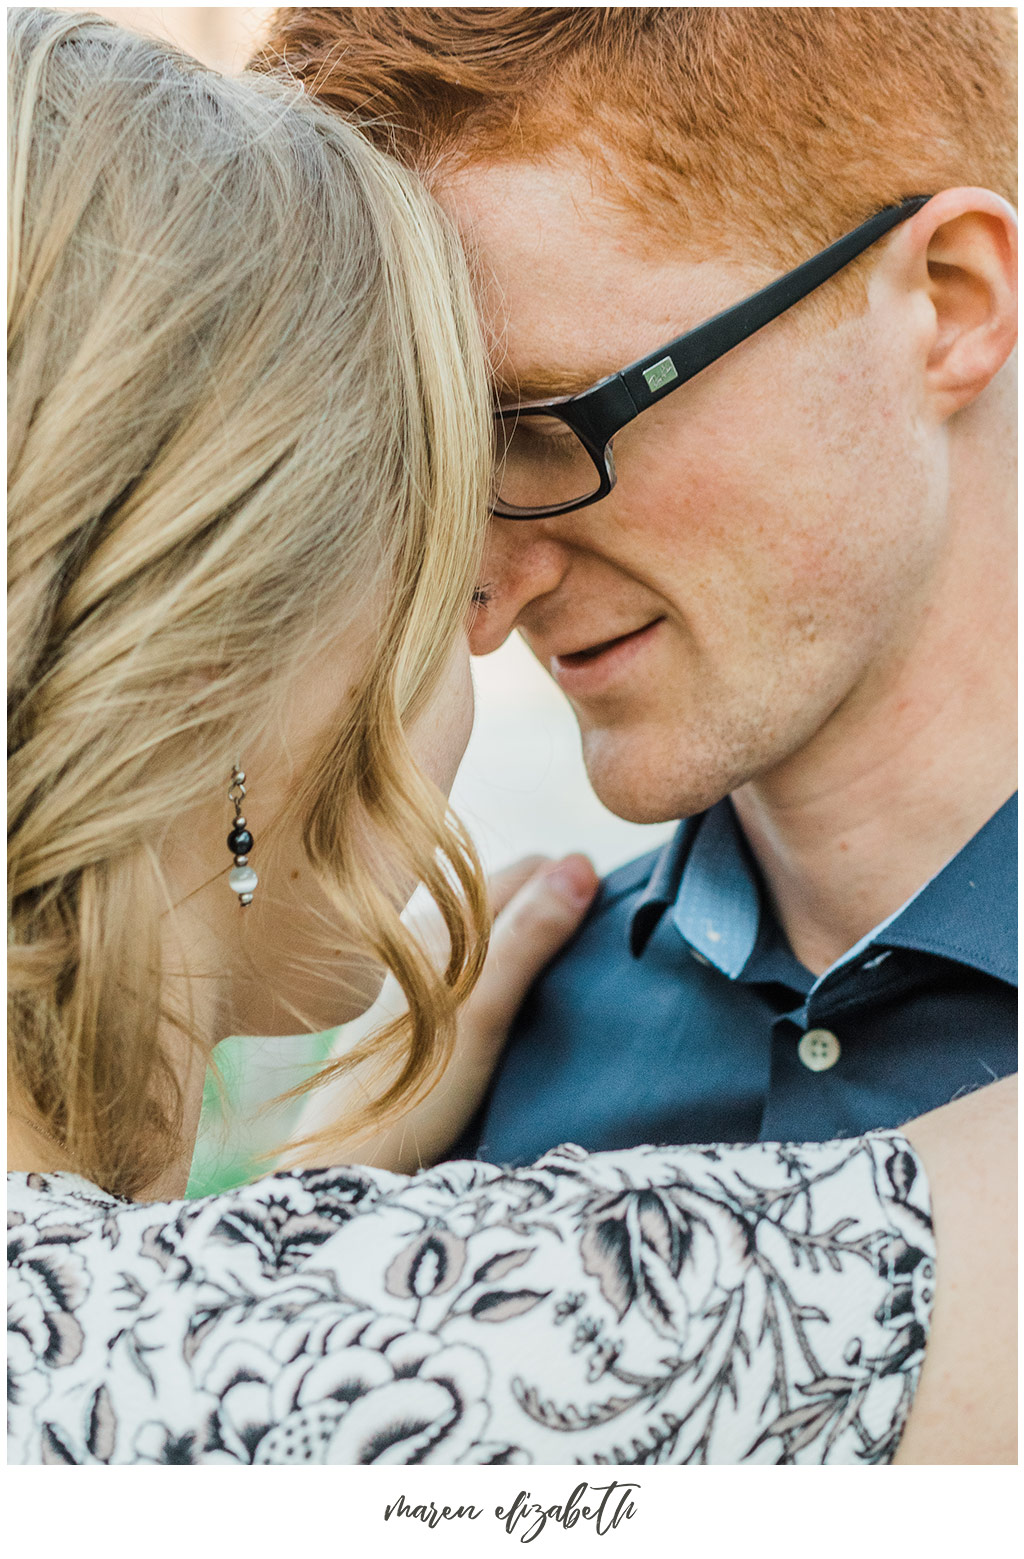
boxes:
[260,9,1017,1161]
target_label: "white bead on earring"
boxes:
[227,764,257,906]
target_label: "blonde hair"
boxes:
[8,8,491,1198]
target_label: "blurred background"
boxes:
[59,7,677,1189]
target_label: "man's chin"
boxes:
[579,729,732,826]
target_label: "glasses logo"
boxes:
[642,357,679,393]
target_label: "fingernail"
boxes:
[544,859,597,909]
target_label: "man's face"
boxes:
[443,156,947,824]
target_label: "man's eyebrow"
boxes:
[492,363,617,404]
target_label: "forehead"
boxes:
[436,156,739,399]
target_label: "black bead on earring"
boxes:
[227,764,257,907]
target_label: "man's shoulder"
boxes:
[520,819,700,995]
[507,826,696,1043]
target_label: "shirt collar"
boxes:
[629,815,700,956]
[670,802,760,978]
[877,792,1017,985]
[630,792,1017,988]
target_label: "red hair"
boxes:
[256,7,1017,267]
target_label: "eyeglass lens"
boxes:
[494,412,601,512]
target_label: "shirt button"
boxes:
[798,1028,841,1072]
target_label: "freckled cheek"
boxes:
[608,444,797,609]
[606,370,908,625]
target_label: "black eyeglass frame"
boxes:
[492,196,931,520]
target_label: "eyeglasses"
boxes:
[492,196,931,520]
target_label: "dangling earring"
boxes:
[227,764,257,906]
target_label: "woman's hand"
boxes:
[284,854,600,1172]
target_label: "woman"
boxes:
[7,10,1014,1465]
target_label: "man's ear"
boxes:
[902,188,1017,419]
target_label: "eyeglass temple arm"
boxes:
[618,196,931,414]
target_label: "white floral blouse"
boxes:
[8,1132,934,1465]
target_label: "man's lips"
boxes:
[549,618,664,693]
[554,623,656,663]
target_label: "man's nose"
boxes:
[468,520,570,655]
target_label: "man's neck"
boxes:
[732,455,1016,976]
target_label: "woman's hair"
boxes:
[8,8,491,1198]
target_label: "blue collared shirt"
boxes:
[462,794,1017,1164]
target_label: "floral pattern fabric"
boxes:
[8,1132,934,1465]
